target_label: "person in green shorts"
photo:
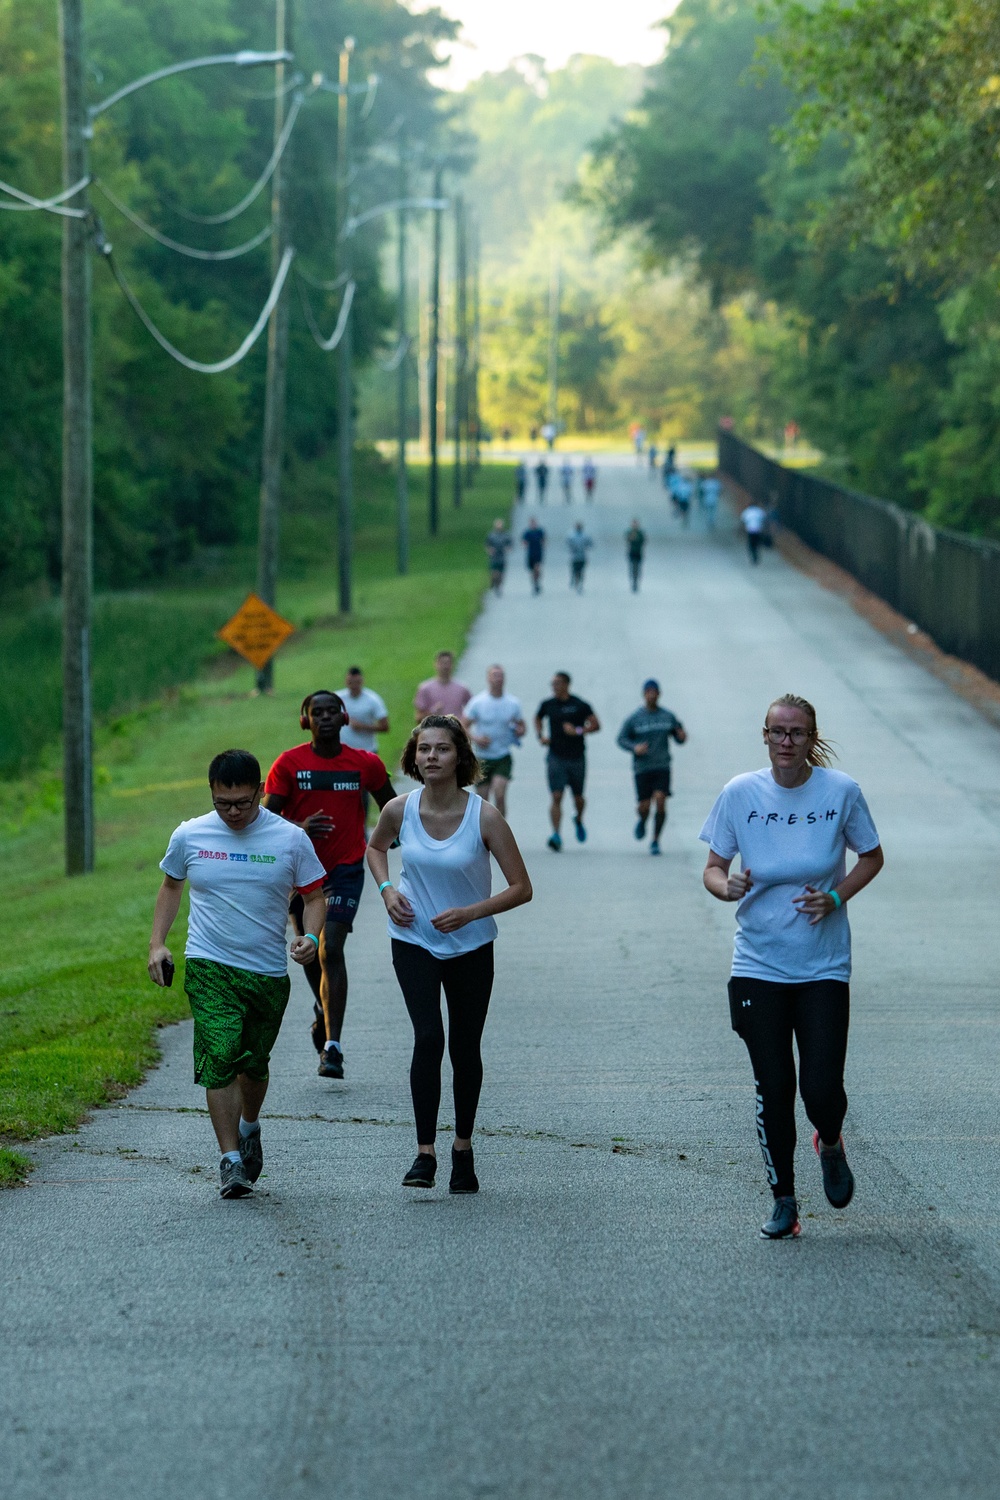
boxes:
[464,664,525,818]
[148,749,326,1199]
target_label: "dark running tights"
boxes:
[728,977,850,1199]
[391,940,494,1144]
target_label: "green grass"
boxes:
[0,460,513,1179]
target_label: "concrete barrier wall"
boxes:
[718,429,1000,684]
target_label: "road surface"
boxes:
[3,457,1000,1499]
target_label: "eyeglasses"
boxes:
[764,726,812,745]
[212,791,260,813]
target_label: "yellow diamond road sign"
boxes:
[217,593,296,671]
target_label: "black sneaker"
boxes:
[760,1196,800,1239]
[219,1157,253,1199]
[813,1132,855,1208]
[239,1128,263,1183]
[310,1001,326,1054]
[449,1146,479,1194]
[318,1043,344,1079]
[634,817,647,841]
[402,1154,436,1188]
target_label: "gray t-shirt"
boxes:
[616,705,682,770]
[339,686,388,752]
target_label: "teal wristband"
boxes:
[379,880,393,894]
[829,890,842,910]
[302,931,319,946]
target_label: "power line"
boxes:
[100,240,295,373]
[166,89,304,224]
[296,274,355,351]
[94,180,272,258]
[0,174,89,216]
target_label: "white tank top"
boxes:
[387,788,497,958]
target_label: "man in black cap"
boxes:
[616,680,687,854]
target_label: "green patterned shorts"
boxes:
[185,958,291,1091]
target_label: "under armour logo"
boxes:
[742,999,751,1008]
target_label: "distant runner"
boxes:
[535,457,550,503]
[149,749,326,1199]
[521,516,546,594]
[701,474,721,530]
[367,716,532,1192]
[625,519,646,593]
[616,680,686,854]
[485,518,512,594]
[582,457,597,502]
[414,650,472,722]
[534,671,600,850]
[740,503,769,564]
[566,521,593,593]
[263,692,395,1080]
[464,664,526,817]
[514,459,528,504]
[700,693,884,1241]
[559,458,573,503]
[339,665,389,755]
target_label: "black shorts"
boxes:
[634,766,671,801]
[547,754,585,797]
[289,860,365,935]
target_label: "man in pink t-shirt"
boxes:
[413,649,472,722]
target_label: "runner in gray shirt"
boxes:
[616,678,687,854]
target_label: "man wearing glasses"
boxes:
[148,749,327,1199]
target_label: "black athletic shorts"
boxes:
[634,766,671,801]
[547,754,585,797]
[289,860,365,935]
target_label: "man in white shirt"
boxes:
[148,749,326,1200]
[339,665,390,753]
[464,664,526,816]
[566,522,593,593]
[740,503,770,565]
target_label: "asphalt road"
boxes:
[4,456,1000,1499]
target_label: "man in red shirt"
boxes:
[264,690,395,1079]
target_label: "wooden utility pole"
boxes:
[451,194,468,509]
[469,210,481,480]
[547,251,560,433]
[395,140,409,574]
[336,36,355,613]
[59,0,93,875]
[254,0,292,691]
[427,161,443,536]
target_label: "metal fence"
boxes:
[718,429,1000,685]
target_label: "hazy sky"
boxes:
[419,0,676,89]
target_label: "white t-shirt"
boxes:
[160,806,325,977]
[699,767,880,983]
[339,685,388,752]
[465,690,523,759]
[741,505,768,534]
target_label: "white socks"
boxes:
[238,1117,260,1139]
[221,1149,242,1165]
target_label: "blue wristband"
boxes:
[302,931,319,946]
[379,880,393,894]
[829,890,842,910]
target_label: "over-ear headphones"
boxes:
[300,690,341,732]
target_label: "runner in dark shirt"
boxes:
[534,671,600,850]
[522,518,546,595]
[625,520,646,593]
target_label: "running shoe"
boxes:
[310,1001,326,1054]
[574,818,587,843]
[547,833,562,852]
[650,840,661,856]
[634,817,647,841]
[318,1042,344,1080]
[219,1157,253,1199]
[760,1196,800,1239]
[402,1154,436,1188]
[449,1146,479,1194]
[813,1132,855,1208]
[239,1128,263,1183]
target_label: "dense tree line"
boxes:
[586,0,1000,536]
[0,0,457,594]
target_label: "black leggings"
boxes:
[391,940,494,1145]
[728,977,850,1198]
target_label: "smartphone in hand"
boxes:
[162,958,175,988]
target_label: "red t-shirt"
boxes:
[264,742,389,873]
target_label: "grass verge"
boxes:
[0,460,513,1179]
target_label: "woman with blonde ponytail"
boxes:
[700,694,884,1241]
